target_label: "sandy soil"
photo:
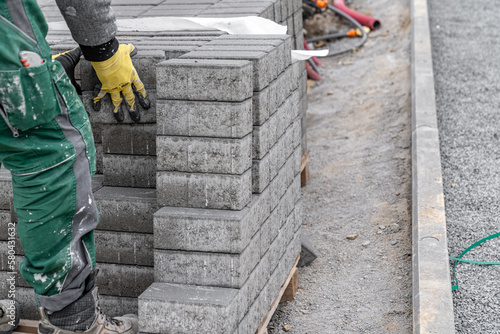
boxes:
[268,0,413,333]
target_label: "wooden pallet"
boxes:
[301,149,310,187]
[256,255,300,334]
[12,319,37,334]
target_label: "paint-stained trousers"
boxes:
[0,85,99,313]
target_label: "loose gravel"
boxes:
[268,0,413,332]
[429,1,500,333]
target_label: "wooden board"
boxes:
[301,149,310,187]
[256,255,300,334]
[280,267,298,303]
[13,319,38,334]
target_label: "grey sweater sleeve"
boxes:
[54,0,117,47]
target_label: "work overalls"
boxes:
[0,0,98,314]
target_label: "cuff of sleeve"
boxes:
[80,38,119,62]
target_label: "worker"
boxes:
[0,0,150,333]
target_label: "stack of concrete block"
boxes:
[134,34,303,334]
[2,0,309,328]
[0,168,13,298]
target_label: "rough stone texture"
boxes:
[103,155,156,188]
[154,191,270,253]
[0,210,11,241]
[252,121,272,160]
[156,135,252,174]
[139,282,239,334]
[154,229,260,288]
[94,231,154,266]
[0,168,12,210]
[96,264,154,297]
[156,59,253,102]
[103,124,156,156]
[181,50,271,92]
[157,169,252,210]
[93,186,157,233]
[252,154,270,194]
[156,99,252,138]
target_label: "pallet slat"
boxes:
[300,149,310,187]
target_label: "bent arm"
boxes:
[55,0,118,60]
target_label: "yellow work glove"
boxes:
[91,44,150,123]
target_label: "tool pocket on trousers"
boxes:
[0,63,60,131]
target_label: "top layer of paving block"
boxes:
[156,58,253,101]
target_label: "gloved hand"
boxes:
[91,44,150,123]
[53,47,83,95]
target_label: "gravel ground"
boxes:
[428,1,500,333]
[268,0,413,333]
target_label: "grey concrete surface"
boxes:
[153,192,270,253]
[156,99,253,138]
[156,134,252,174]
[428,0,500,333]
[411,0,455,332]
[156,58,253,102]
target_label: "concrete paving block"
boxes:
[163,45,199,60]
[80,49,165,91]
[154,230,260,288]
[286,15,293,35]
[95,143,103,175]
[252,154,270,194]
[292,8,303,36]
[238,311,250,334]
[292,0,303,13]
[292,59,305,92]
[103,155,156,188]
[293,145,302,176]
[103,124,156,156]
[93,174,104,191]
[269,155,295,211]
[157,135,252,174]
[0,211,11,241]
[196,44,280,83]
[294,30,304,50]
[0,168,12,210]
[269,122,296,180]
[181,50,271,92]
[99,295,138,318]
[252,121,272,160]
[94,231,153,266]
[154,190,270,253]
[156,58,253,102]
[139,282,239,334]
[157,169,252,210]
[214,34,292,68]
[157,99,252,138]
[299,68,307,98]
[15,287,38,320]
[92,123,103,144]
[247,287,268,334]
[0,271,12,298]
[292,116,302,150]
[273,0,283,22]
[252,87,271,126]
[302,133,308,156]
[96,263,154,297]
[83,90,157,124]
[268,65,293,117]
[280,0,289,21]
[93,186,157,233]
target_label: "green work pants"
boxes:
[0,0,98,313]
